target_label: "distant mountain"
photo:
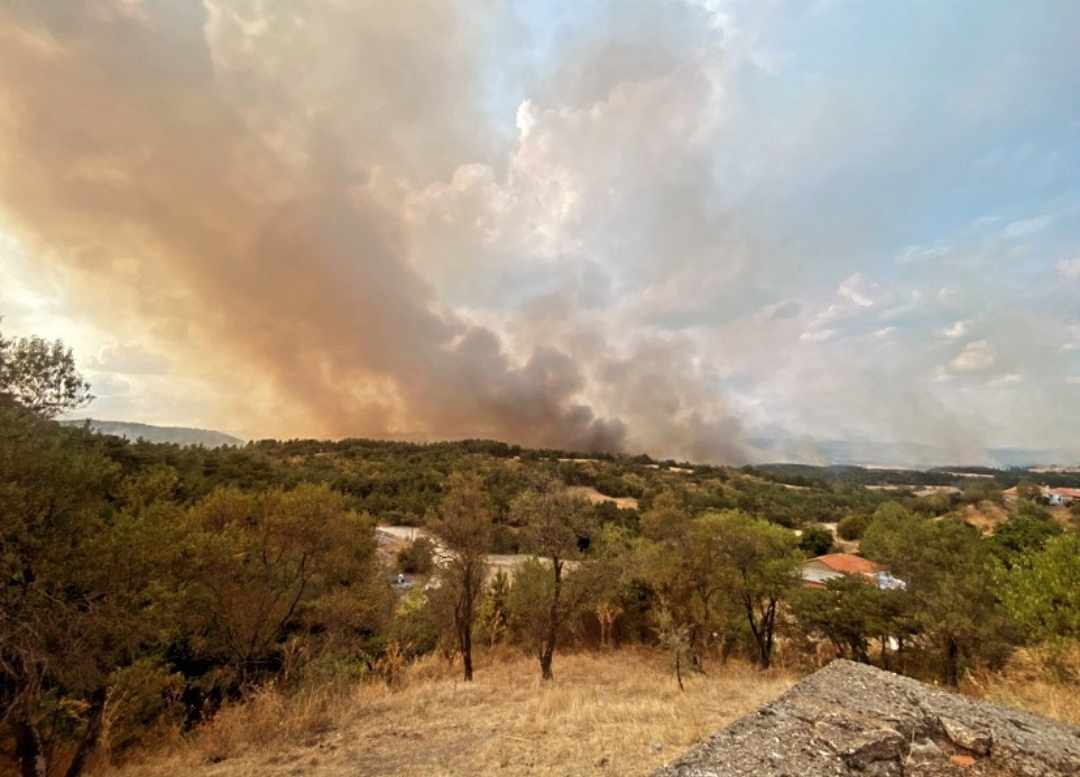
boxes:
[748,433,1078,469]
[62,419,244,448]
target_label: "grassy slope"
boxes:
[100,649,795,777]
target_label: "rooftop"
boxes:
[809,553,885,576]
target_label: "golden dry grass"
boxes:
[97,648,794,777]
[966,643,1080,726]
[959,501,1010,535]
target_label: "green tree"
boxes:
[711,511,802,669]
[0,329,93,418]
[428,472,494,681]
[652,599,692,691]
[0,399,175,777]
[863,514,1007,685]
[792,576,886,663]
[639,489,690,542]
[798,525,835,557]
[836,512,871,540]
[397,536,435,574]
[997,532,1080,642]
[1015,480,1043,502]
[509,484,592,680]
[989,514,1062,567]
[180,483,381,684]
[962,479,1002,504]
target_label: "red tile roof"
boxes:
[811,553,885,575]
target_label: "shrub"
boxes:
[837,513,871,540]
[397,536,435,574]
[798,525,834,556]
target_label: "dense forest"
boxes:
[2,330,1078,777]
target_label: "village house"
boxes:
[1046,487,1080,506]
[801,553,905,590]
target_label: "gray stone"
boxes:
[906,738,943,764]
[939,716,993,755]
[652,660,1080,777]
[841,728,904,768]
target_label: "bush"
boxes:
[837,513,871,540]
[397,536,435,574]
[798,525,834,557]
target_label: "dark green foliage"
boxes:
[792,577,880,662]
[798,525,835,556]
[0,329,93,418]
[837,512,871,540]
[997,533,1080,641]
[990,514,1062,566]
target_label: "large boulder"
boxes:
[654,660,1080,777]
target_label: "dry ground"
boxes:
[959,500,1010,534]
[97,649,794,777]
[565,486,640,511]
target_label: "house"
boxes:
[1046,487,1080,506]
[801,553,905,590]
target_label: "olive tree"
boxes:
[508,484,592,680]
[711,511,803,669]
[0,329,93,418]
[428,472,494,681]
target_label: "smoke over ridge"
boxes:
[0,1,749,459]
[4,2,1080,464]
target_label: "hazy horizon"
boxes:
[3,1,1079,464]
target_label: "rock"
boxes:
[652,660,1080,777]
[907,738,943,764]
[842,728,905,768]
[939,716,992,755]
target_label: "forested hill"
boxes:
[61,418,244,447]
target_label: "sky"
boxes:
[1,1,1078,464]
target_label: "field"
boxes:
[98,650,795,777]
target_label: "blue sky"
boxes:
[1,0,1078,462]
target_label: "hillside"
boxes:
[98,650,794,777]
[6,409,1078,777]
[61,418,244,447]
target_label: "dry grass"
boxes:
[565,486,639,511]
[96,648,794,777]
[965,643,1080,726]
[959,501,1010,535]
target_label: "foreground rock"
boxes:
[654,660,1079,777]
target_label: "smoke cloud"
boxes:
[0,1,644,454]
[3,1,1079,464]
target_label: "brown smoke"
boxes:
[0,1,753,459]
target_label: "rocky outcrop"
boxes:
[654,660,1080,777]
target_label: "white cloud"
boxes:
[896,241,950,264]
[836,273,880,307]
[940,320,969,339]
[800,328,837,343]
[988,372,1022,387]
[1057,257,1080,281]
[1003,214,1052,238]
[1067,376,1080,386]
[872,327,895,338]
[879,290,924,321]
[949,340,996,373]
[937,287,959,305]
[759,300,801,320]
